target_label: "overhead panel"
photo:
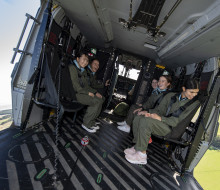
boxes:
[133,0,165,35]
[92,0,113,42]
[157,1,220,61]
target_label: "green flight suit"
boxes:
[69,64,104,128]
[86,67,104,88]
[132,92,200,151]
[125,92,165,125]
[86,67,105,95]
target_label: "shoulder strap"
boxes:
[85,67,90,75]
[85,67,92,86]
[153,91,170,109]
[72,64,84,88]
[167,96,198,117]
[165,93,178,116]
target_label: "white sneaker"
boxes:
[125,151,147,165]
[92,125,100,130]
[117,125,131,133]
[124,147,136,155]
[81,124,96,133]
[117,121,127,125]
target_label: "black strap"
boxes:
[153,91,170,109]
[72,63,84,88]
[166,95,198,117]
[165,93,178,116]
[85,67,92,86]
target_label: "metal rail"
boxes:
[11,13,40,64]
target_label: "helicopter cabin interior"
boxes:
[1,0,220,189]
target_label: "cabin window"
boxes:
[118,64,139,80]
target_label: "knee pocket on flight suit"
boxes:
[133,115,144,124]
[133,115,145,130]
[137,116,154,133]
[93,97,104,106]
[141,117,171,136]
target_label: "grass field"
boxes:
[194,149,220,190]
[0,110,12,131]
[194,121,220,190]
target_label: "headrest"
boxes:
[48,21,62,47]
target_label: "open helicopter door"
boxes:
[184,58,220,172]
[11,1,52,129]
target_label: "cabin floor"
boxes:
[0,111,202,190]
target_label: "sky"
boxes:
[0,0,40,109]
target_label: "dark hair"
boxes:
[75,50,89,59]
[90,58,99,64]
[184,78,199,89]
[160,75,172,88]
[152,78,158,82]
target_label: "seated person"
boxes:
[117,75,172,133]
[127,78,158,102]
[69,51,105,133]
[86,58,110,95]
[124,78,200,165]
[151,78,160,94]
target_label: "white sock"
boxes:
[139,151,146,157]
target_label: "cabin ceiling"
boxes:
[54,0,220,69]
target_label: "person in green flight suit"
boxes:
[117,75,172,133]
[69,51,105,133]
[86,58,110,96]
[124,78,200,165]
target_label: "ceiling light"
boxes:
[144,43,157,50]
